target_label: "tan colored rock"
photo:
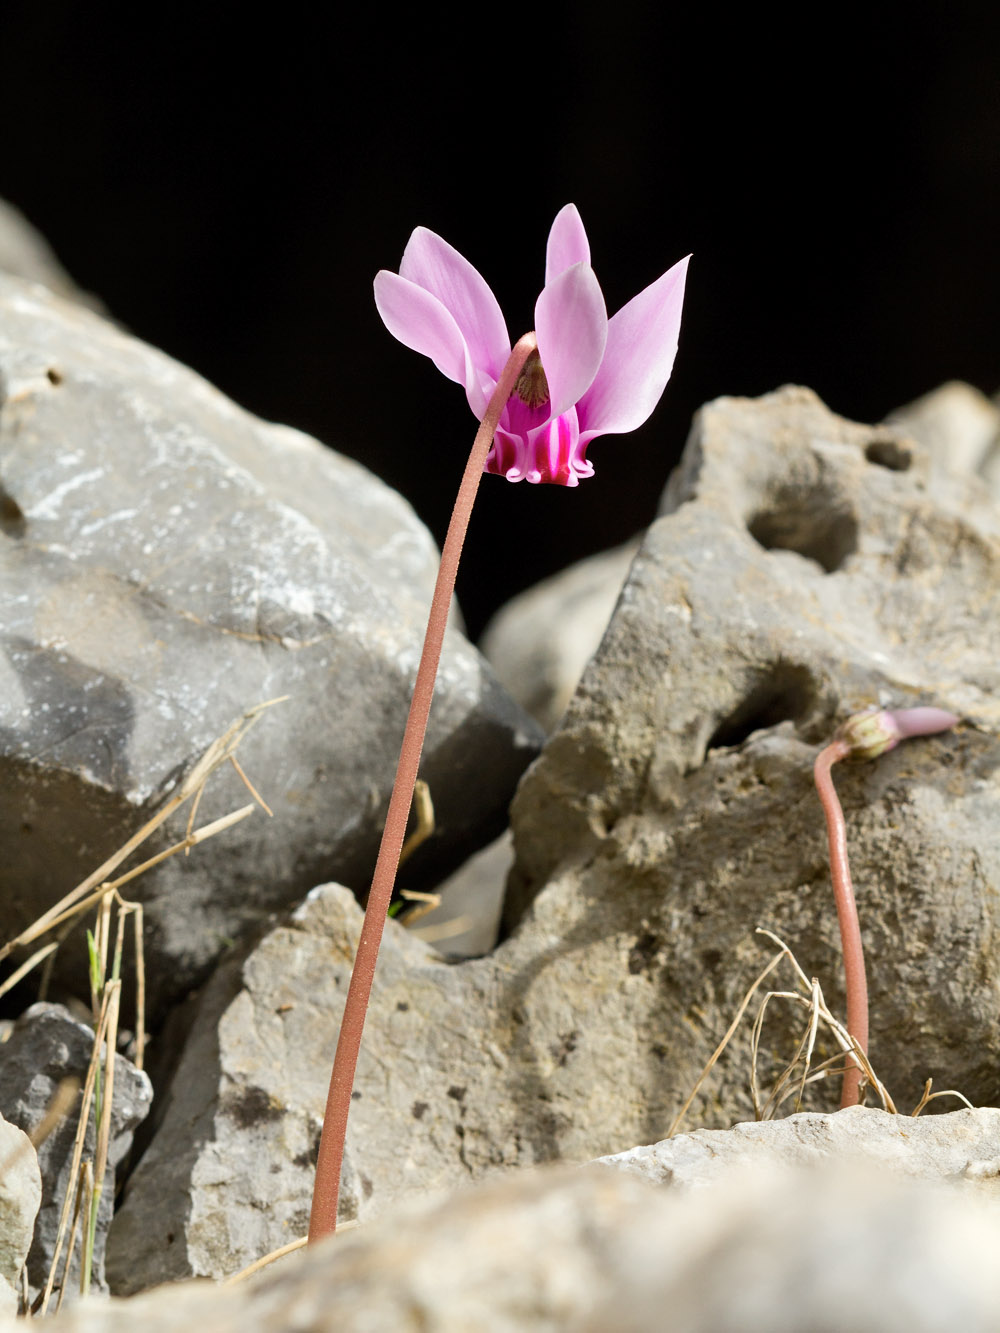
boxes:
[481,540,639,730]
[885,380,1000,480]
[0,1111,41,1316]
[19,1154,1000,1332]
[110,386,1000,1291]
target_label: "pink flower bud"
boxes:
[836,705,959,761]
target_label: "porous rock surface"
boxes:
[109,385,1000,1288]
[0,1111,41,1317]
[507,384,1000,1112]
[0,1003,152,1298]
[22,1156,1000,1332]
[0,273,541,1012]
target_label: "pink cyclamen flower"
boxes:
[374,205,689,486]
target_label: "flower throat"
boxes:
[514,351,550,408]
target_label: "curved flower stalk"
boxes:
[813,706,959,1108]
[375,205,690,486]
[308,210,689,1242]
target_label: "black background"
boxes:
[3,4,998,637]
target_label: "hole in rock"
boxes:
[865,438,912,471]
[707,664,817,752]
[747,501,858,573]
[46,367,63,386]
[0,487,25,538]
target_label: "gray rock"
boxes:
[0,200,97,308]
[885,380,1000,481]
[0,1004,151,1300]
[504,385,1000,1117]
[0,1112,41,1316]
[601,1104,1000,1193]
[0,273,542,1013]
[106,385,1000,1289]
[410,829,512,956]
[480,540,639,730]
[23,1159,1000,1332]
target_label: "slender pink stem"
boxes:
[308,332,539,1241]
[813,738,868,1108]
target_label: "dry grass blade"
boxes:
[0,940,58,1004]
[0,699,284,965]
[175,697,287,802]
[669,925,956,1137]
[229,754,275,817]
[39,986,118,1315]
[224,1219,361,1286]
[53,1161,89,1314]
[2,700,281,1311]
[29,1078,81,1150]
[911,1078,974,1116]
[82,981,120,1296]
[667,945,788,1137]
[411,915,476,943]
[398,779,434,870]
[105,805,256,891]
[0,1076,80,1183]
[752,930,898,1116]
[132,903,146,1070]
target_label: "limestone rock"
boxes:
[0,274,542,1012]
[480,539,639,730]
[0,1003,152,1299]
[886,380,1000,482]
[0,200,96,308]
[410,829,512,957]
[107,386,1000,1288]
[506,385,1000,1117]
[601,1104,1000,1194]
[0,1111,41,1316]
[22,1159,1000,1332]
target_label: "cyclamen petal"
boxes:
[577,255,690,442]
[375,208,688,486]
[399,227,510,384]
[545,203,591,284]
[534,263,607,418]
[374,270,485,417]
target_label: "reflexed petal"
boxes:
[577,255,690,440]
[374,271,487,417]
[485,408,591,487]
[399,227,510,381]
[535,264,608,418]
[545,204,591,285]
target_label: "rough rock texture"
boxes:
[22,1160,1000,1332]
[480,539,639,730]
[109,385,1000,1288]
[601,1104,1000,1191]
[0,1112,41,1316]
[886,380,1000,483]
[0,1003,152,1298]
[107,884,510,1290]
[0,273,542,1012]
[505,385,1000,1115]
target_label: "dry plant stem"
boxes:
[308,332,539,1243]
[813,738,869,1108]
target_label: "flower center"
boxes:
[513,351,550,408]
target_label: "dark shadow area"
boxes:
[747,502,859,573]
